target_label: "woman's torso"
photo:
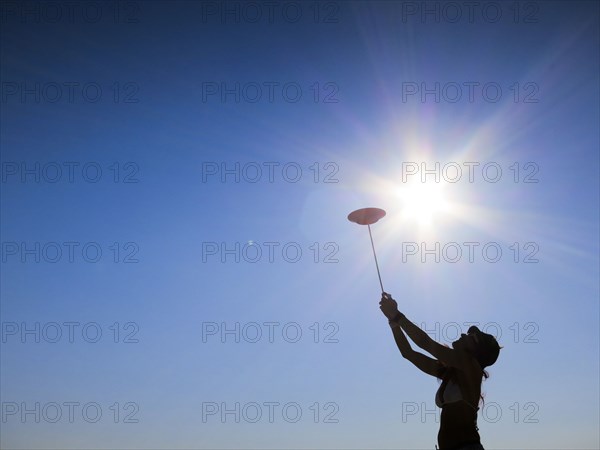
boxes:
[436,365,483,450]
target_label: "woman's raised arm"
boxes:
[380,292,461,368]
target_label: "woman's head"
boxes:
[453,325,501,369]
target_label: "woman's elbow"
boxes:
[399,348,414,360]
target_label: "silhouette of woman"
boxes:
[379,292,500,450]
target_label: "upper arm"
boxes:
[415,338,462,368]
[405,351,445,378]
[398,315,462,368]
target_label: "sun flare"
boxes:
[397,181,451,226]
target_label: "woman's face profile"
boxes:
[452,332,478,353]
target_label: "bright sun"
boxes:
[397,182,451,226]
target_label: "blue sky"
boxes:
[1,1,599,449]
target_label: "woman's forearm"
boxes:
[387,311,445,377]
[393,312,431,348]
[390,322,414,358]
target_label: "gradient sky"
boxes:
[1,1,599,449]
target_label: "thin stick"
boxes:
[367,224,384,293]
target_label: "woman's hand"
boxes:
[379,292,399,320]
